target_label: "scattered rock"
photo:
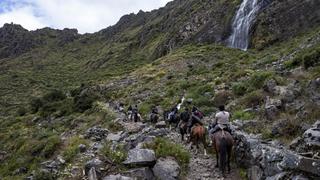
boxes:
[303,120,320,149]
[85,158,104,176]
[107,131,124,142]
[13,167,28,175]
[79,144,87,153]
[103,174,133,180]
[152,157,180,180]
[70,166,83,177]
[248,166,263,180]
[88,167,98,180]
[155,121,167,128]
[85,126,109,141]
[125,167,154,180]
[123,149,156,167]
[263,79,277,93]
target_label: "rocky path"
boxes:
[167,131,242,180]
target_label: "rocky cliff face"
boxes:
[252,0,320,49]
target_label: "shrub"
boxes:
[240,90,264,107]
[43,90,66,102]
[17,107,27,116]
[248,71,273,90]
[101,142,127,164]
[63,136,87,163]
[42,135,61,158]
[144,138,190,169]
[73,94,97,113]
[233,110,255,120]
[30,98,43,113]
[232,82,247,96]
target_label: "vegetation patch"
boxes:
[144,138,190,170]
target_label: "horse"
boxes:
[211,129,234,177]
[164,110,180,130]
[179,120,188,142]
[189,123,207,155]
[150,113,159,123]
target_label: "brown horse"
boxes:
[211,129,234,177]
[190,123,207,155]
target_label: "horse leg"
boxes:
[215,151,219,168]
[227,146,232,173]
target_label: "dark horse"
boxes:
[190,123,207,155]
[150,113,159,123]
[211,129,234,177]
[179,121,188,142]
[163,110,180,129]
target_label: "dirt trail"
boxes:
[167,131,242,180]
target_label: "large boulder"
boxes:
[152,157,180,180]
[233,130,320,179]
[124,167,154,180]
[123,149,156,166]
[307,78,320,105]
[303,120,320,149]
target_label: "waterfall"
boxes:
[228,0,270,50]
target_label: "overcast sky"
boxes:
[0,0,172,33]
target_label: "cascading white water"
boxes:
[228,0,263,50]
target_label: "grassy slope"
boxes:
[0,23,319,180]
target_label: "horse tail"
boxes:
[219,136,227,174]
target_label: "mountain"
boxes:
[0,0,320,179]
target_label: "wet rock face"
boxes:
[252,0,320,49]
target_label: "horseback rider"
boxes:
[168,107,178,123]
[151,105,158,114]
[132,105,139,122]
[187,106,204,134]
[150,105,159,123]
[209,105,232,135]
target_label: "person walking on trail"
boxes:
[187,106,204,134]
[209,105,232,136]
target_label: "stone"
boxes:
[121,122,145,134]
[303,120,320,149]
[79,144,87,153]
[85,126,109,141]
[103,174,133,180]
[85,158,103,175]
[264,79,277,93]
[123,149,156,166]
[265,172,288,180]
[88,167,98,180]
[70,166,83,177]
[248,166,263,180]
[152,157,180,180]
[125,167,154,180]
[107,131,124,142]
[13,167,28,175]
[155,121,167,128]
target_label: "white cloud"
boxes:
[0,0,172,33]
